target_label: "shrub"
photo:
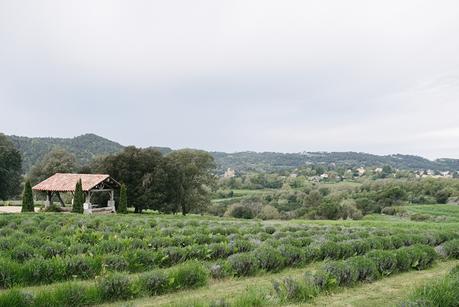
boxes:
[257,205,280,220]
[410,213,431,221]
[65,256,102,279]
[208,243,231,259]
[103,255,129,272]
[21,257,66,285]
[394,248,412,272]
[264,225,276,234]
[0,289,32,307]
[349,239,371,255]
[161,246,186,267]
[68,243,90,255]
[318,241,341,260]
[321,261,358,286]
[381,206,396,215]
[96,239,125,254]
[403,245,437,270]
[340,199,363,220]
[318,241,355,260]
[443,239,459,259]
[209,262,232,279]
[347,256,380,282]
[312,270,336,290]
[273,277,319,303]
[252,245,285,272]
[390,235,405,249]
[42,282,101,307]
[139,270,169,295]
[43,204,62,212]
[228,253,259,276]
[0,238,16,251]
[367,250,397,276]
[435,188,451,204]
[366,237,384,250]
[279,244,304,266]
[169,261,209,289]
[229,239,254,254]
[41,242,67,259]
[225,204,254,219]
[11,244,35,262]
[450,264,459,276]
[125,250,158,272]
[0,259,20,288]
[97,273,135,301]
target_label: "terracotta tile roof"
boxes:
[32,173,111,192]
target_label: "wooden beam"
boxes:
[56,192,65,207]
[47,191,53,207]
[89,189,116,193]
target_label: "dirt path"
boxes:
[0,206,37,213]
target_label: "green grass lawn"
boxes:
[403,204,459,222]
[302,260,459,307]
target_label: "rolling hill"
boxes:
[6,133,459,174]
[211,151,459,173]
[8,134,124,173]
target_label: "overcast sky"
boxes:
[1,0,458,159]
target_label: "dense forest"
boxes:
[7,134,459,174]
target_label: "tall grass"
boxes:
[401,265,459,307]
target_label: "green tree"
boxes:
[164,149,216,215]
[380,165,393,178]
[21,180,34,212]
[118,184,128,214]
[303,190,322,208]
[0,133,22,200]
[72,179,84,213]
[29,148,76,184]
[435,188,451,204]
[92,146,166,213]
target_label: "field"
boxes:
[0,205,458,306]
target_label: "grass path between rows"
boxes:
[103,264,319,307]
[300,260,459,307]
[103,260,458,307]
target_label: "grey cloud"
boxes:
[1,0,459,158]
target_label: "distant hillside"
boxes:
[7,133,459,174]
[210,151,459,173]
[8,134,124,173]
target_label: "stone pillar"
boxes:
[45,192,52,208]
[107,190,116,213]
[83,192,92,214]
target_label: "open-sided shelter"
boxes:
[32,173,120,213]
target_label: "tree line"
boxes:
[90,146,216,214]
[0,134,217,215]
[0,133,22,200]
[214,177,459,220]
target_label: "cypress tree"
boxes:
[21,180,34,213]
[118,184,128,214]
[72,179,84,213]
